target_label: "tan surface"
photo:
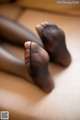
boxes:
[16,0,80,16]
[0,3,22,20]
[0,5,80,120]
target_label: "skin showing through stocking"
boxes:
[24,41,54,92]
[35,22,71,67]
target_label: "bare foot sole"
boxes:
[24,41,54,92]
[35,22,71,67]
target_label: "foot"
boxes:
[35,22,71,67]
[24,41,54,92]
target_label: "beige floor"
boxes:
[0,4,80,120]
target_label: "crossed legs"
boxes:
[0,17,71,92]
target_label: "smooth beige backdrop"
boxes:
[16,0,80,16]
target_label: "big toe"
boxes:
[35,21,49,38]
[35,24,43,38]
[24,41,31,49]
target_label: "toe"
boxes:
[35,22,49,38]
[30,42,39,53]
[25,49,30,54]
[24,41,31,49]
[25,55,30,61]
[41,21,48,27]
[24,41,32,69]
[26,62,31,69]
[44,21,48,25]
[41,22,46,27]
[25,53,30,59]
[35,24,43,38]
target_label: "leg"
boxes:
[35,22,71,67]
[24,41,54,92]
[0,46,32,82]
[0,16,43,48]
